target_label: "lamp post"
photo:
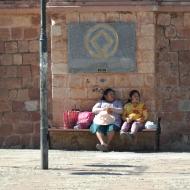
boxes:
[39,0,48,169]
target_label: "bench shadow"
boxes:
[48,159,148,175]
[84,164,134,168]
[70,164,147,176]
[71,171,124,175]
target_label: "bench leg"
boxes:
[155,117,161,151]
[154,133,160,151]
[47,132,51,149]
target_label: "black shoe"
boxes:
[96,144,109,152]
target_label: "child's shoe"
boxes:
[120,131,134,141]
[120,131,128,141]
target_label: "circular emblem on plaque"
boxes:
[84,24,119,59]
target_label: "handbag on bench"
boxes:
[63,110,79,129]
[75,111,95,129]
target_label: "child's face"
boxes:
[131,93,140,104]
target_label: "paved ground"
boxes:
[0,150,190,190]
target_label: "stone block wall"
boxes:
[0,13,40,148]
[156,12,190,150]
[0,5,52,148]
[0,1,190,150]
[50,11,156,128]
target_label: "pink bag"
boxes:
[63,111,79,129]
[76,111,95,129]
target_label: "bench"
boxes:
[48,117,161,151]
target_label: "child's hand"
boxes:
[126,117,131,123]
[136,118,143,122]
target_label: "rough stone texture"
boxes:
[157,13,171,26]
[156,12,190,150]
[179,100,190,112]
[24,100,38,112]
[0,125,13,137]
[13,123,34,135]
[3,135,21,148]
[0,101,12,112]
[0,3,52,148]
[0,1,190,151]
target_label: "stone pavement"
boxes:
[0,150,190,190]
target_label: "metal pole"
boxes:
[40,0,48,169]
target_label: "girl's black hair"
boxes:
[101,88,115,100]
[127,89,140,103]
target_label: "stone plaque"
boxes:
[68,22,136,73]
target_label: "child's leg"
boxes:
[130,122,144,135]
[120,121,131,133]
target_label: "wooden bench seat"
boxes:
[48,118,161,151]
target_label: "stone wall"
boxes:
[0,14,39,148]
[47,7,190,151]
[0,1,190,150]
[0,4,52,148]
[50,11,156,128]
[156,12,190,150]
